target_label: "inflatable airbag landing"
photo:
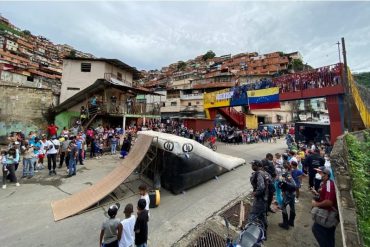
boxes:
[138,131,246,194]
[138,131,246,170]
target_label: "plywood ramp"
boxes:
[51,134,153,221]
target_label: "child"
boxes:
[1,150,8,172]
[110,135,118,155]
[119,204,136,247]
[138,184,150,212]
[290,161,304,203]
[134,199,149,247]
[99,204,122,247]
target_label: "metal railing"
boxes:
[87,101,161,116]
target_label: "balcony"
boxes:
[180,93,203,100]
[88,101,160,116]
[104,73,132,87]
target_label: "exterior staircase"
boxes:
[218,107,246,129]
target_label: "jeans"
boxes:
[68,158,76,175]
[312,222,336,247]
[111,144,117,154]
[59,151,66,167]
[47,153,57,171]
[78,149,83,164]
[22,158,34,176]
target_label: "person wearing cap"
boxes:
[119,203,136,247]
[100,204,122,247]
[58,135,71,169]
[312,167,338,247]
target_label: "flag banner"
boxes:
[249,102,281,110]
[247,87,280,104]
[230,86,248,106]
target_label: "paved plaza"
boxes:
[0,139,286,247]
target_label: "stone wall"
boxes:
[0,82,55,143]
[331,131,366,247]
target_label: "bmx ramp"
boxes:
[51,135,153,221]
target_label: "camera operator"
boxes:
[278,171,296,230]
[249,160,268,238]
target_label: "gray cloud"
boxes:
[1,1,369,72]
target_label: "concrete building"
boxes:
[60,58,139,103]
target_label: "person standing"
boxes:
[119,204,136,247]
[262,153,276,213]
[278,172,297,229]
[47,123,58,138]
[2,148,20,189]
[46,136,59,175]
[134,199,149,247]
[100,204,122,247]
[75,134,85,165]
[311,167,338,247]
[59,135,70,169]
[249,160,268,238]
[21,141,35,178]
[306,149,325,190]
[67,141,78,177]
[111,135,118,155]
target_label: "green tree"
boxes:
[69,50,76,58]
[202,50,216,61]
[22,30,31,36]
[177,61,186,71]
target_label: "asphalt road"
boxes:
[0,139,287,247]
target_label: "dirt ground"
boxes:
[265,176,343,247]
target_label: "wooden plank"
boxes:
[51,134,153,221]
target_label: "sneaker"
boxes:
[15,183,20,187]
[295,198,299,203]
[2,184,6,189]
[49,170,52,176]
[278,223,289,230]
[53,170,57,175]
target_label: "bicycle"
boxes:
[207,141,217,151]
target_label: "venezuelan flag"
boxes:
[247,87,280,109]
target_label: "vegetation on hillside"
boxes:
[353,72,370,88]
[202,50,216,61]
[345,131,370,247]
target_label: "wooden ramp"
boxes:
[51,135,153,221]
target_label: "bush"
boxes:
[345,131,370,247]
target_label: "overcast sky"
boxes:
[2,1,370,72]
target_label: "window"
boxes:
[188,102,191,106]
[196,101,200,105]
[81,63,91,72]
[27,76,34,82]
[67,87,80,91]
[117,72,122,81]
[170,102,177,106]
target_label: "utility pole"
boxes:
[336,41,341,63]
[342,37,352,132]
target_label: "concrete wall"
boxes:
[331,132,366,247]
[0,84,54,143]
[60,60,106,103]
[55,111,80,132]
[60,60,135,103]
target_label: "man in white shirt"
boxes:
[46,136,60,175]
[119,204,136,247]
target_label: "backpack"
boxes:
[51,140,60,150]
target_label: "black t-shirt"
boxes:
[305,154,325,170]
[134,210,149,245]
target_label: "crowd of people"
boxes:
[1,122,135,189]
[248,134,337,247]
[273,64,342,93]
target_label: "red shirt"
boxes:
[48,125,58,136]
[319,180,337,210]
